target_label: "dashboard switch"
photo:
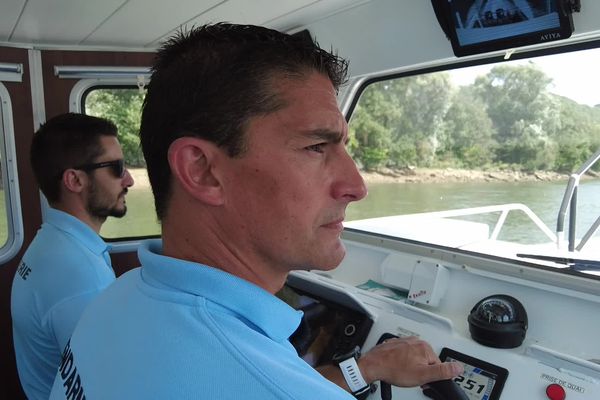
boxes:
[546,383,566,400]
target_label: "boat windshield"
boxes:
[345,44,600,277]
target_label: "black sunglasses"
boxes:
[74,159,125,178]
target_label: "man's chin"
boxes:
[308,243,346,271]
[109,206,127,218]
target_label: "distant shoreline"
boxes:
[359,167,595,184]
[129,167,596,187]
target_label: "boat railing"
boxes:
[404,203,556,243]
[556,148,600,252]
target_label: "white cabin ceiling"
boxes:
[0,0,369,49]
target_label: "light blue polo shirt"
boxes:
[49,239,354,400]
[11,208,115,400]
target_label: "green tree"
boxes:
[85,88,146,167]
[389,74,453,166]
[349,83,395,170]
[349,74,454,169]
[473,64,558,168]
[349,62,600,174]
[474,64,554,141]
[551,96,600,172]
[440,86,496,168]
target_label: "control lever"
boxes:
[422,380,468,400]
[375,333,468,400]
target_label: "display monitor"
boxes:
[432,0,576,57]
[439,347,509,400]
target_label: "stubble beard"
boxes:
[87,179,128,220]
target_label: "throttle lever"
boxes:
[375,333,399,400]
[422,380,468,400]
[375,333,468,400]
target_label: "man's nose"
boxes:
[122,169,135,188]
[331,151,367,203]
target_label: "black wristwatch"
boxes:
[333,346,373,399]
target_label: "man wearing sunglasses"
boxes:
[11,112,134,400]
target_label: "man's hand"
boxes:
[358,336,463,387]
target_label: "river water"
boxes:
[346,179,600,244]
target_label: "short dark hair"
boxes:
[30,113,118,204]
[140,23,349,220]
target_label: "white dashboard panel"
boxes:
[289,235,600,400]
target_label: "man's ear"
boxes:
[61,169,86,194]
[168,137,224,206]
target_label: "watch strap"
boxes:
[339,356,369,394]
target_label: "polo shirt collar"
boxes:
[138,239,302,342]
[45,207,108,256]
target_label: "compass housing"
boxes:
[468,294,528,348]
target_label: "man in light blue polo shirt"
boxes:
[11,113,134,400]
[50,24,461,400]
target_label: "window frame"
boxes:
[68,77,157,253]
[0,81,24,263]
[340,38,600,285]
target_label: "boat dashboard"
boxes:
[282,232,600,400]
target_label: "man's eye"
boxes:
[306,143,325,153]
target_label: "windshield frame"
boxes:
[341,38,600,284]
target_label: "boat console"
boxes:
[283,232,600,400]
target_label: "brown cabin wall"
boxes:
[0,47,154,398]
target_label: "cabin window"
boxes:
[83,87,160,240]
[0,82,24,263]
[346,46,600,273]
[0,99,8,246]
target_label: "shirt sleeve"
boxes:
[46,290,104,352]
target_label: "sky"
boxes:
[449,48,600,107]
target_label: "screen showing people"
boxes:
[450,0,561,46]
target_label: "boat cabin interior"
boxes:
[1,0,599,399]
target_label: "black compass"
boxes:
[468,294,527,348]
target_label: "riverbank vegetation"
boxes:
[85,64,600,183]
[349,64,600,176]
